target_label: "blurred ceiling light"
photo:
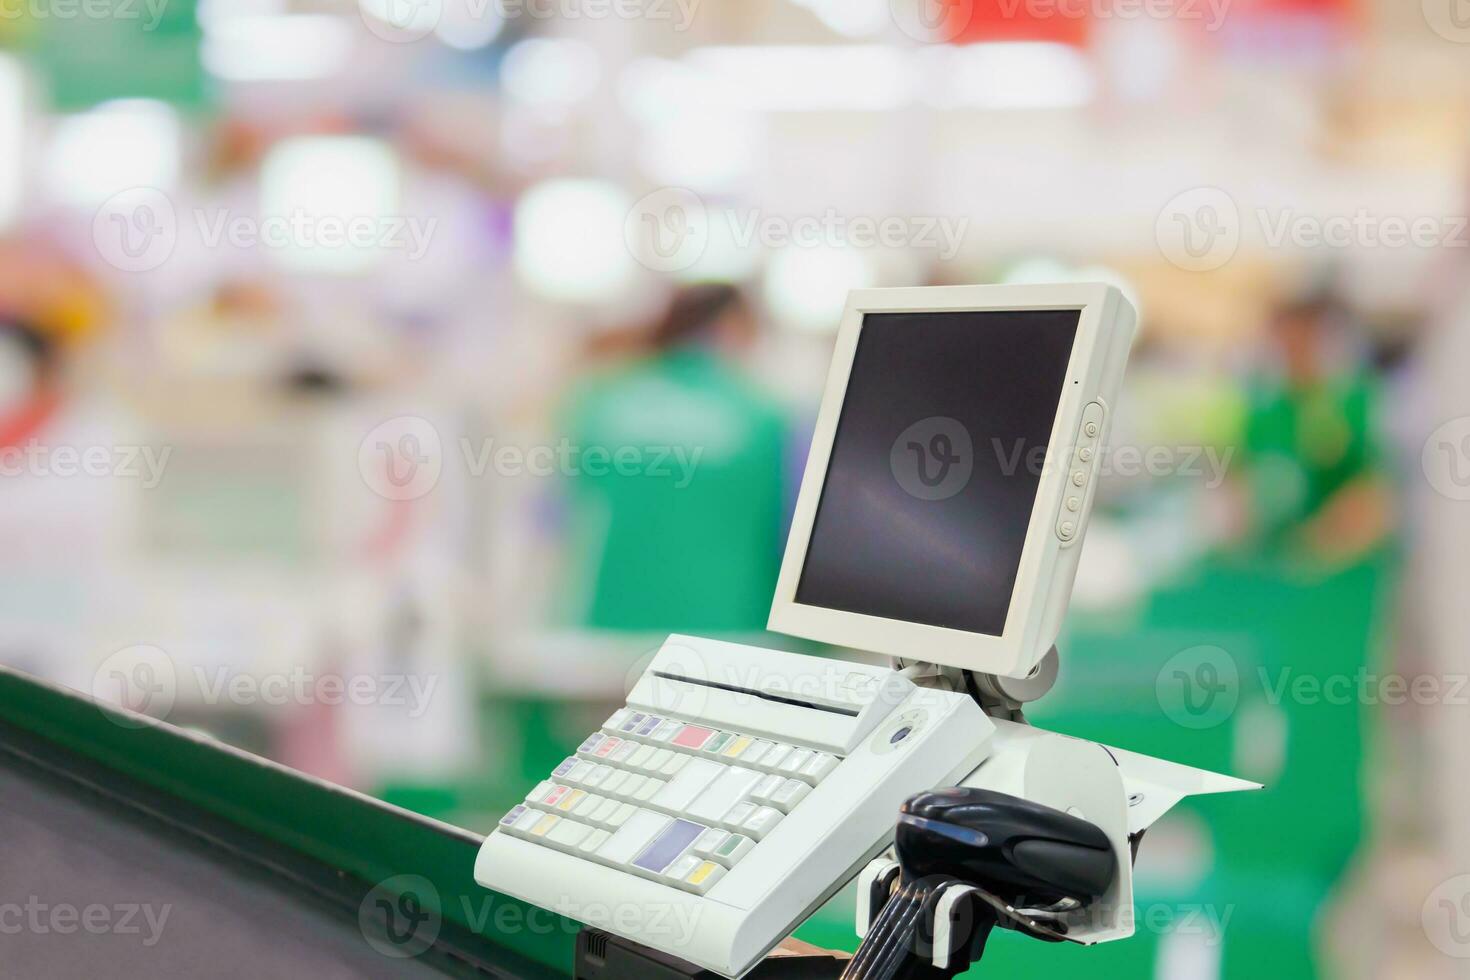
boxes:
[202,15,354,81]
[932,42,1095,110]
[792,0,889,38]
[435,0,504,51]
[44,100,181,210]
[196,0,285,31]
[687,46,914,112]
[763,245,876,332]
[618,57,709,124]
[673,207,762,284]
[514,179,637,303]
[501,38,601,108]
[260,136,402,274]
[1002,256,1077,284]
[0,55,23,230]
[636,111,756,193]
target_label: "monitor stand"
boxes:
[894,645,1061,723]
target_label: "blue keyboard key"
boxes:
[500,805,526,827]
[632,819,706,874]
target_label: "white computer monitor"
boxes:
[768,283,1137,679]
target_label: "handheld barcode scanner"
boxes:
[477,285,1259,980]
[842,789,1114,980]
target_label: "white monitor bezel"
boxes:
[767,282,1133,679]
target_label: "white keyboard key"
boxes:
[664,854,702,883]
[686,767,764,824]
[770,779,811,813]
[721,802,757,830]
[779,749,814,777]
[750,774,784,806]
[524,781,555,804]
[580,829,611,854]
[661,753,690,776]
[651,758,723,811]
[615,775,647,800]
[741,806,782,840]
[691,828,729,858]
[736,739,774,766]
[584,765,613,788]
[596,810,670,865]
[567,761,595,785]
[643,749,675,773]
[590,798,622,826]
[605,803,637,829]
[573,793,605,818]
[627,745,655,769]
[603,708,632,732]
[634,778,665,802]
[546,819,593,850]
[680,860,727,895]
[650,720,682,742]
[709,833,753,868]
[610,742,639,764]
[600,770,629,796]
[512,809,544,834]
[800,753,839,784]
[760,744,794,771]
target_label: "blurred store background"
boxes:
[3,0,1470,975]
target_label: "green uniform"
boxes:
[555,349,788,633]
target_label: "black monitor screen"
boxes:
[794,309,1079,636]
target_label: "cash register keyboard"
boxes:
[498,707,844,895]
[475,634,995,978]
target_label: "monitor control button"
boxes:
[1085,421,1100,438]
[1071,470,1086,487]
[1066,496,1080,512]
